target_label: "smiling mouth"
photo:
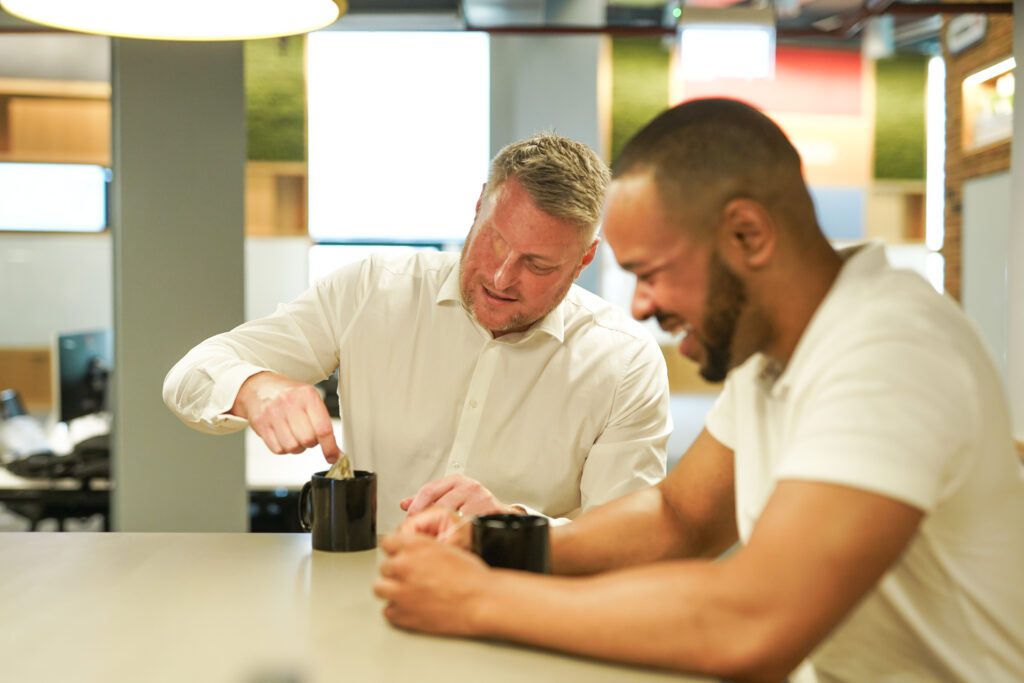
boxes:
[660,318,694,338]
[482,285,518,303]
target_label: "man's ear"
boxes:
[717,199,775,271]
[576,238,600,278]
[474,183,487,216]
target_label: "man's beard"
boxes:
[699,251,747,383]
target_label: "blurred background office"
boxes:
[0,0,1021,532]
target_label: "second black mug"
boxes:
[471,513,550,573]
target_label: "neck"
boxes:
[761,238,843,366]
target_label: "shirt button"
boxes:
[469,399,478,409]
[452,462,462,470]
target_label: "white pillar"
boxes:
[111,40,247,530]
[1010,0,1024,441]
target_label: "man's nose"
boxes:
[631,282,655,321]
[493,255,519,291]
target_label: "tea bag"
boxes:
[325,449,354,480]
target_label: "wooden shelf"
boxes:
[245,161,307,237]
[0,77,110,100]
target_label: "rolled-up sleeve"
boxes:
[162,258,371,433]
[579,337,671,510]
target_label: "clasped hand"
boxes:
[374,526,491,636]
[400,473,520,518]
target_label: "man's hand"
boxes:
[398,507,472,548]
[231,371,341,463]
[400,474,520,518]
[374,533,491,636]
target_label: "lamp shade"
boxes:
[1,0,344,41]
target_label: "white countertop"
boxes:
[0,532,711,683]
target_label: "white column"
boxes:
[111,40,247,531]
[1010,0,1024,440]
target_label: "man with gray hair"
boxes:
[163,133,671,531]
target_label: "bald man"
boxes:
[374,99,1024,683]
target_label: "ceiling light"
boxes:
[0,0,344,41]
[677,7,776,81]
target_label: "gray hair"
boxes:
[487,133,610,241]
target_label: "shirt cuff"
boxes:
[509,502,573,527]
[202,363,270,430]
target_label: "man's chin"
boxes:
[698,364,728,384]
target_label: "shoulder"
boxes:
[369,250,457,279]
[318,250,457,294]
[561,285,663,360]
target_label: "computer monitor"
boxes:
[55,329,112,425]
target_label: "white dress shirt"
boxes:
[164,251,671,531]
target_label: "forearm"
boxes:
[473,559,790,682]
[552,484,702,575]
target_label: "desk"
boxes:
[0,425,325,531]
[0,469,108,530]
[0,533,710,683]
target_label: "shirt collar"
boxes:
[435,260,566,344]
[762,241,887,398]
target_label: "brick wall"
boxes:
[943,14,1013,300]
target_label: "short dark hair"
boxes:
[613,98,816,238]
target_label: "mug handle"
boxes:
[298,480,313,531]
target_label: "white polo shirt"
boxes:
[706,243,1024,682]
[164,251,670,531]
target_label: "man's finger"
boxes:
[256,424,284,455]
[399,507,456,537]
[378,556,405,580]
[406,477,459,516]
[286,409,319,451]
[270,420,301,454]
[433,487,472,513]
[373,577,400,600]
[304,401,341,462]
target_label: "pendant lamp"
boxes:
[1,0,345,41]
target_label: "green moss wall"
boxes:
[245,37,306,162]
[874,54,928,180]
[610,37,670,163]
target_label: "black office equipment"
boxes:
[55,329,112,425]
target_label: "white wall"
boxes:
[962,172,1012,380]
[0,33,108,81]
[0,232,112,346]
[245,237,310,320]
[0,234,314,349]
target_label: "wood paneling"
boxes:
[245,161,307,236]
[6,97,111,165]
[661,344,720,395]
[0,347,52,413]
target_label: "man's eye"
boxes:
[528,263,556,275]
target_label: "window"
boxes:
[306,31,490,244]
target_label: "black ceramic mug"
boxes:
[299,470,377,552]
[471,513,550,573]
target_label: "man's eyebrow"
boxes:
[616,260,643,273]
[525,254,559,266]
